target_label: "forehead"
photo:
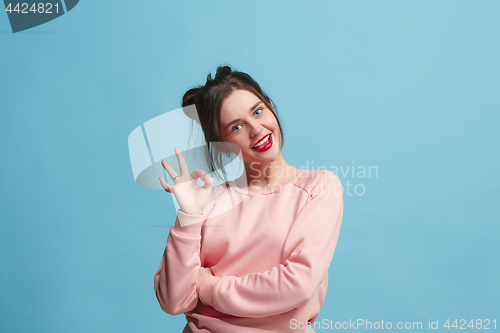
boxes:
[220,89,261,122]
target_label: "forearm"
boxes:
[154,210,205,315]
[198,219,341,318]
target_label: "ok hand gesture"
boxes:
[159,148,214,215]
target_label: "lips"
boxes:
[252,133,271,149]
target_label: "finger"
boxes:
[161,160,178,181]
[190,168,206,181]
[159,176,171,193]
[201,174,214,191]
[174,148,189,177]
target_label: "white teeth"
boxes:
[254,134,270,148]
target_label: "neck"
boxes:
[237,153,299,190]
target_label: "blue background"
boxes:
[1,1,499,332]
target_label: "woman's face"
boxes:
[220,89,280,165]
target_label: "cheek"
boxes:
[268,120,280,136]
[226,138,247,153]
[266,113,279,126]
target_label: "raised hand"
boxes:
[159,148,214,215]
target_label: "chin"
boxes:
[245,149,280,164]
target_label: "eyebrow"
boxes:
[224,101,263,131]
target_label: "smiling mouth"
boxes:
[252,133,271,149]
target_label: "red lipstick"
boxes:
[252,133,272,152]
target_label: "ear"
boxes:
[217,141,239,155]
[220,144,231,154]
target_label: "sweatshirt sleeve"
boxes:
[153,209,206,315]
[198,171,343,318]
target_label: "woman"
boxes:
[154,65,344,333]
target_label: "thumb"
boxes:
[202,174,214,191]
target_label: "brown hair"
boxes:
[182,65,285,181]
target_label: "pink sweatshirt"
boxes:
[154,169,344,332]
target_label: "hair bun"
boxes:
[182,87,201,123]
[214,65,232,80]
[182,87,199,107]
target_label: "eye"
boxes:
[230,108,263,133]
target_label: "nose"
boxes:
[248,119,264,138]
